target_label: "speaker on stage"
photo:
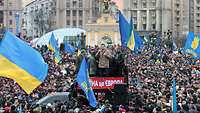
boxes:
[113,84,128,105]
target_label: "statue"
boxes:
[99,0,111,14]
[98,0,119,21]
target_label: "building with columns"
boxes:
[189,0,200,34]
[0,0,22,34]
[122,0,199,41]
[123,0,170,34]
[56,0,99,28]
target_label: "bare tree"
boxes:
[32,7,54,37]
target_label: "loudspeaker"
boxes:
[113,84,128,105]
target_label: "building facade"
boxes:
[0,0,22,34]
[22,0,99,38]
[56,0,99,28]
[22,0,57,38]
[123,0,199,41]
[123,0,172,35]
[189,0,200,34]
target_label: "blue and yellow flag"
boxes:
[54,51,62,64]
[76,57,97,107]
[172,78,177,113]
[48,33,59,52]
[184,32,200,58]
[48,33,61,63]
[119,11,143,51]
[0,31,48,94]
[119,11,131,47]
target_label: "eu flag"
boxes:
[184,32,200,58]
[76,58,97,107]
[0,31,48,94]
[64,43,75,54]
[172,78,177,113]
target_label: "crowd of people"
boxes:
[0,35,200,113]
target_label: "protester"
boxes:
[1,35,200,113]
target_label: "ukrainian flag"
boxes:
[184,32,200,58]
[0,31,48,94]
[119,11,143,51]
[119,11,131,47]
[48,33,59,52]
[48,33,61,63]
[54,51,62,64]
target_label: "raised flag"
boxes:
[0,31,48,94]
[64,43,75,54]
[184,32,200,58]
[119,11,143,51]
[48,33,61,63]
[76,58,97,107]
[48,33,58,52]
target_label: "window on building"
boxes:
[79,20,83,26]
[73,20,76,27]
[176,4,180,8]
[142,17,146,23]
[9,2,12,6]
[197,0,200,4]
[79,10,83,17]
[152,24,156,30]
[133,2,137,8]
[176,18,180,22]
[132,0,137,8]
[133,17,137,23]
[0,0,3,6]
[9,20,12,25]
[73,1,77,7]
[143,24,146,30]
[73,10,76,16]
[66,10,70,16]
[198,7,200,11]
[50,2,53,6]
[0,11,3,23]
[66,20,70,25]
[66,1,70,7]
[142,1,147,8]
[9,11,12,16]
[151,0,156,7]
[79,0,83,7]
[134,24,137,29]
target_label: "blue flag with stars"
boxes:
[76,57,97,107]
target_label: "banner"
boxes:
[90,77,125,89]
